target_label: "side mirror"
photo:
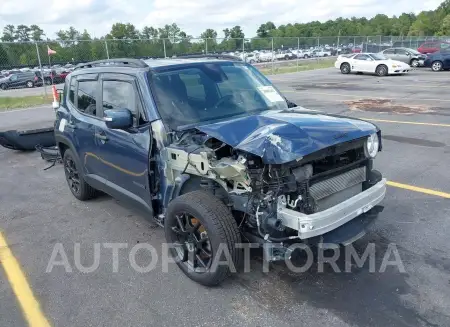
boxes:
[104,109,133,130]
[406,52,410,56]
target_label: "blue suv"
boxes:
[55,57,386,286]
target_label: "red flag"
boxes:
[47,46,56,55]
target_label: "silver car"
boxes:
[380,47,427,67]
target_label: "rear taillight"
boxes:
[34,76,38,81]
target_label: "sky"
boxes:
[0,0,443,39]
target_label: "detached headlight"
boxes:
[365,133,379,158]
[391,64,398,68]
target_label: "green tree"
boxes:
[1,25,16,42]
[439,14,450,35]
[30,25,45,41]
[256,22,276,37]
[15,25,31,41]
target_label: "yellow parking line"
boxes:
[0,231,51,327]
[367,118,450,128]
[387,181,450,199]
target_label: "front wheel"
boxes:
[165,191,242,286]
[431,61,443,72]
[0,83,7,90]
[410,59,419,67]
[376,64,388,76]
[26,81,34,88]
[340,62,351,74]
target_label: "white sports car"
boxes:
[335,53,411,76]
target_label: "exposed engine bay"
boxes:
[155,128,380,243]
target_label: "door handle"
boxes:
[95,132,108,141]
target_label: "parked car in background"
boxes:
[423,51,450,71]
[275,50,296,60]
[0,71,40,90]
[380,48,427,67]
[312,49,332,57]
[294,49,312,58]
[352,47,362,53]
[257,50,275,62]
[335,53,410,76]
[418,41,450,54]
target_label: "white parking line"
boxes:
[0,106,49,114]
[281,90,450,103]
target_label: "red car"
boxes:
[418,41,450,54]
[352,47,362,53]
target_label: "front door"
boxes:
[352,54,373,72]
[94,73,152,214]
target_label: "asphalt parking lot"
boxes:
[1,67,450,327]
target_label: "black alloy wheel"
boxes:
[168,212,213,273]
[64,155,81,197]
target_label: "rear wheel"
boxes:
[340,62,351,74]
[431,61,443,72]
[0,83,7,90]
[26,81,34,88]
[304,54,309,59]
[165,191,242,286]
[376,64,388,76]
[63,149,98,201]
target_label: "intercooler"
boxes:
[310,167,366,211]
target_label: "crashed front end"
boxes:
[155,112,386,257]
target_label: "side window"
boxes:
[102,80,136,114]
[68,78,75,104]
[441,43,450,49]
[10,75,18,81]
[354,54,370,60]
[384,49,395,55]
[77,80,97,116]
[395,49,407,55]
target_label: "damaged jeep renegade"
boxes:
[55,57,386,286]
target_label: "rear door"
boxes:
[64,74,103,183]
[93,73,152,213]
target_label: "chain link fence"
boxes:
[1,35,450,97]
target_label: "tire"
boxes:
[44,78,52,85]
[375,64,388,76]
[304,55,309,59]
[431,61,443,72]
[63,149,98,201]
[165,191,242,286]
[284,55,289,60]
[0,83,7,90]
[410,59,419,68]
[324,54,328,57]
[249,59,255,64]
[340,62,351,74]
[26,81,34,88]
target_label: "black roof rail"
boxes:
[173,54,242,61]
[74,58,148,70]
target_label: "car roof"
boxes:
[142,58,234,68]
[71,57,241,76]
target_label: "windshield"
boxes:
[149,62,288,129]
[370,53,387,60]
